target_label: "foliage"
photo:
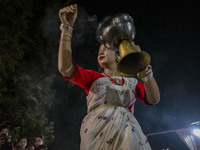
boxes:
[0,0,56,145]
[0,0,100,149]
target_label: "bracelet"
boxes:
[61,33,72,38]
[62,22,74,27]
[137,65,153,82]
[142,65,153,82]
[60,24,73,34]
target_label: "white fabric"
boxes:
[80,77,151,150]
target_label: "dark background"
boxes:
[49,0,200,149]
[1,0,200,149]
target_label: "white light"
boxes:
[193,128,200,137]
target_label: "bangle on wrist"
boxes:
[61,33,72,38]
[62,22,74,27]
[60,24,73,34]
[137,65,153,82]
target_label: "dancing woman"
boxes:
[58,4,160,150]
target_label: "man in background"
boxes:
[0,125,14,150]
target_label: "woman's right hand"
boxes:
[59,4,78,26]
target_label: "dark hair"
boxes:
[17,136,28,143]
[0,125,9,132]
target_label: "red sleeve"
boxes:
[136,80,153,105]
[63,61,104,94]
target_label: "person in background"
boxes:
[37,145,47,150]
[33,136,44,150]
[0,126,14,150]
[26,145,34,150]
[15,136,27,150]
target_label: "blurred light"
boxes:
[191,121,200,126]
[192,128,200,137]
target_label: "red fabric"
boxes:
[63,61,104,95]
[128,103,135,113]
[136,80,153,105]
[63,62,151,112]
[12,144,15,150]
[127,80,153,112]
[136,80,146,102]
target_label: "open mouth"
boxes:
[99,55,105,60]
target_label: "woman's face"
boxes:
[18,138,27,150]
[97,44,116,68]
[34,137,43,148]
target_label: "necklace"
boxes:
[103,72,124,85]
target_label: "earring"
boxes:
[116,56,120,62]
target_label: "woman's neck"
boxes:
[102,62,120,77]
[104,68,119,77]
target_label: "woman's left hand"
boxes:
[132,43,141,52]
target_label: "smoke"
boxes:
[39,5,101,150]
[40,7,60,43]
[40,5,99,44]
[72,8,98,46]
[135,74,200,136]
[39,3,200,150]
[87,15,98,23]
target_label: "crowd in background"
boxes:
[0,125,47,150]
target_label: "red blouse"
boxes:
[63,61,152,112]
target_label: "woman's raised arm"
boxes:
[58,4,77,78]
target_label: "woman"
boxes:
[34,136,44,150]
[58,4,160,150]
[15,136,27,150]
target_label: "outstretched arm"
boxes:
[58,4,78,78]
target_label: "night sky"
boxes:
[47,0,200,149]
